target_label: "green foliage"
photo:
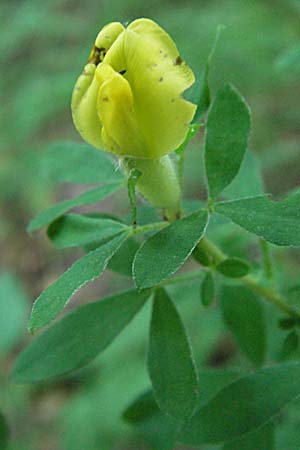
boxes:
[5,2,300,448]
[148,289,198,421]
[47,214,127,249]
[222,423,274,450]
[200,271,215,306]
[216,257,250,278]
[123,369,242,449]
[205,83,251,200]
[12,289,151,382]
[28,182,123,232]
[108,237,140,276]
[180,362,300,445]
[41,141,122,184]
[191,26,223,121]
[215,191,300,246]
[133,209,208,289]
[222,150,264,199]
[280,330,299,360]
[220,286,266,366]
[127,168,142,225]
[29,233,129,332]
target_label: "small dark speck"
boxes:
[171,99,175,103]
[159,77,163,82]
[164,53,168,58]
[119,69,127,75]
[159,49,163,53]
[174,56,183,65]
[102,97,109,102]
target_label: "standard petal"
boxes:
[104,20,196,158]
[96,64,145,158]
[128,18,178,58]
[71,63,104,150]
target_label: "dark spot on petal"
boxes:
[119,69,127,75]
[174,56,183,65]
[159,77,163,82]
[88,46,106,65]
[171,99,175,103]
[102,97,109,102]
[164,53,168,58]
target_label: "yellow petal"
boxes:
[104,19,196,158]
[71,63,104,150]
[96,64,145,157]
[72,23,125,151]
[88,22,125,65]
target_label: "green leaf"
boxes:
[28,182,123,232]
[222,423,274,450]
[280,331,299,360]
[108,237,140,277]
[123,390,161,424]
[180,362,300,445]
[220,286,266,366]
[133,210,208,289]
[201,272,215,306]
[223,151,264,199]
[0,273,29,354]
[216,258,250,278]
[28,232,129,332]
[41,141,122,184]
[123,369,242,425]
[193,25,223,121]
[205,83,251,200]
[0,412,9,449]
[47,214,127,249]
[215,191,300,246]
[123,369,242,450]
[148,289,198,421]
[12,288,151,382]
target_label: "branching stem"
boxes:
[197,237,300,319]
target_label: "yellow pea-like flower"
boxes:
[71,18,197,218]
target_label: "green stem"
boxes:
[197,237,225,265]
[197,237,300,319]
[259,239,273,280]
[242,276,299,318]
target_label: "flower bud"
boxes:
[72,18,196,159]
[71,19,197,218]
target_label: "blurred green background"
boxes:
[1,0,300,449]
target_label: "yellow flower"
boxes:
[72,18,196,159]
